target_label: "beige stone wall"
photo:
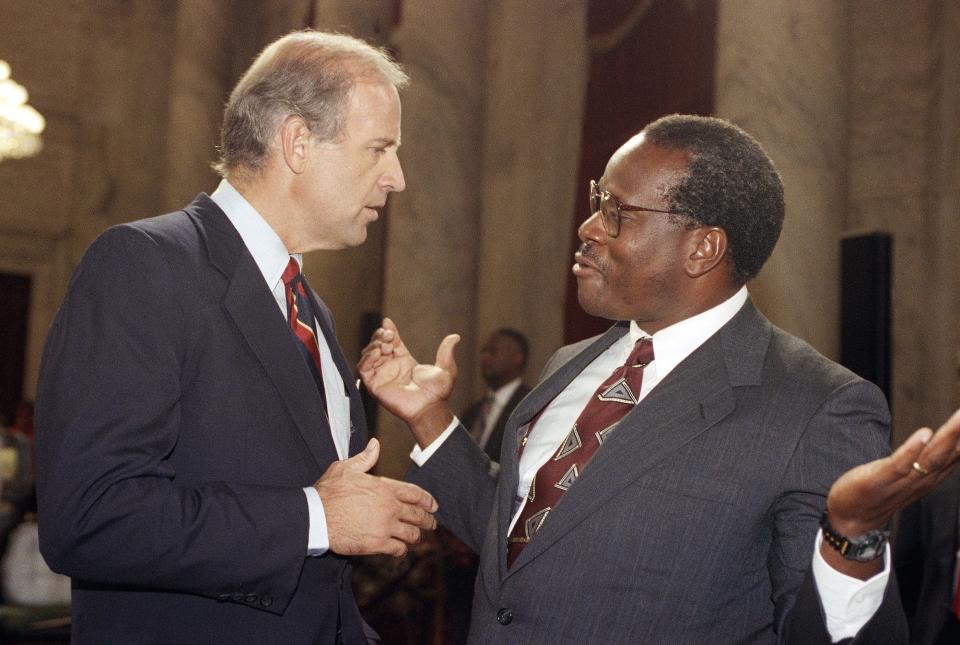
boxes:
[375,0,489,477]
[473,0,588,395]
[846,0,960,442]
[0,0,310,400]
[715,0,847,358]
[716,0,960,443]
[0,1,179,397]
[371,0,588,478]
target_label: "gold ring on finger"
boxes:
[911,461,930,476]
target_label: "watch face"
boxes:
[856,543,881,560]
[851,532,886,561]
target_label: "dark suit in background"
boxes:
[460,383,531,461]
[895,468,960,644]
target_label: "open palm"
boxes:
[359,317,461,424]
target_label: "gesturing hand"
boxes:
[827,407,960,533]
[314,438,438,557]
[358,317,460,445]
[822,407,960,578]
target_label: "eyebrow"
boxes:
[370,136,401,148]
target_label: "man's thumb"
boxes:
[436,334,461,373]
[344,438,380,472]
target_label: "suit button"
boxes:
[216,594,230,602]
[245,594,258,603]
[496,608,513,625]
[230,593,244,602]
[260,595,273,608]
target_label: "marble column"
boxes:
[162,0,234,211]
[473,0,589,395]
[377,0,488,478]
[715,0,847,358]
[846,0,960,442]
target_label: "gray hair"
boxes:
[214,30,408,178]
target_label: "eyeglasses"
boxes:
[589,179,684,238]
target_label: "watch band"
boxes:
[819,511,888,562]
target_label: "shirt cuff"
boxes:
[409,417,461,466]
[811,529,890,642]
[303,486,330,556]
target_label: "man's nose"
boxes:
[578,210,606,243]
[382,152,405,193]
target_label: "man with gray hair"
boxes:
[35,31,435,644]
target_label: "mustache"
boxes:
[577,243,607,271]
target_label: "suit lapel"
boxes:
[502,302,770,578]
[185,196,339,470]
[486,385,530,460]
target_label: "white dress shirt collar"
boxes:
[210,179,302,288]
[629,286,749,383]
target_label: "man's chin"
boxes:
[576,288,611,320]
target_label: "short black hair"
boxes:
[493,328,529,363]
[643,114,784,285]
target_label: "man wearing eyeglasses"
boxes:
[360,114,960,643]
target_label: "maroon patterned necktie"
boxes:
[281,258,326,403]
[506,337,654,567]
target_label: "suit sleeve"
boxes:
[774,379,908,643]
[407,427,497,552]
[35,225,309,614]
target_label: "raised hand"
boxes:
[823,407,960,577]
[314,438,438,557]
[358,318,460,446]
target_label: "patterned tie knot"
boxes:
[282,258,307,295]
[282,257,299,282]
[628,336,654,368]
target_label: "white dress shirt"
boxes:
[413,287,887,641]
[211,179,349,556]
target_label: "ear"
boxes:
[278,115,312,174]
[685,227,728,278]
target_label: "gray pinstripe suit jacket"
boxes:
[409,300,908,644]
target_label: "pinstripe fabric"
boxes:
[408,302,906,644]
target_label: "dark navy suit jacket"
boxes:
[36,195,370,644]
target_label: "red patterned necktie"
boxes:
[506,337,654,567]
[281,258,326,403]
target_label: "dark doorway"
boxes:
[0,272,31,425]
